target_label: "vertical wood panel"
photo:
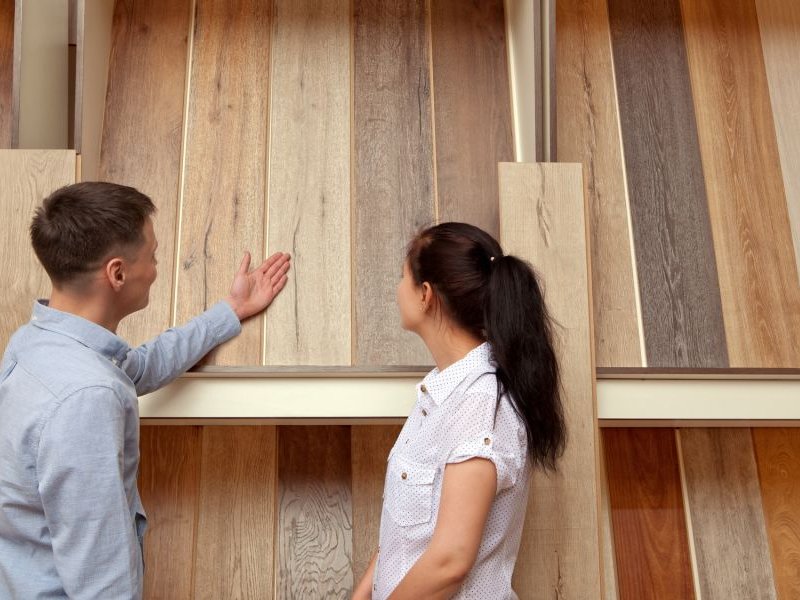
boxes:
[607,0,728,368]
[500,163,601,598]
[193,426,277,599]
[277,426,353,598]
[352,0,434,366]
[680,428,777,599]
[0,0,14,148]
[99,0,191,347]
[430,0,514,236]
[604,428,694,599]
[555,0,642,369]
[753,428,800,599]
[598,435,620,600]
[139,426,201,600]
[176,0,270,365]
[264,0,350,366]
[680,0,800,368]
[0,150,75,349]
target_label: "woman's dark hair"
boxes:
[406,222,565,471]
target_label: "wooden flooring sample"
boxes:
[100,0,191,347]
[352,0,434,366]
[680,428,777,599]
[598,434,620,600]
[0,150,75,349]
[264,0,350,366]
[604,428,694,599]
[753,428,800,599]
[138,426,201,599]
[176,0,270,365]
[680,0,800,368]
[193,426,277,599]
[608,0,728,368]
[277,426,353,598]
[500,163,601,598]
[430,0,514,237]
[556,0,642,369]
[0,0,13,148]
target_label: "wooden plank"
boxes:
[176,0,270,365]
[607,0,728,369]
[139,426,201,599]
[680,428,777,599]
[680,0,800,368]
[755,0,800,281]
[277,426,353,597]
[555,0,642,368]
[603,428,694,599]
[351,425,402,583]
[99,0,191,347]
[352,0,434,366]
[598,433,619,600]
[500,163,601,598]
[753,428,800,599]
[0,0,14,147]
[193,426,277,599]
[264,0,350,366]
[430,0,515,236]
[0,150,75,349]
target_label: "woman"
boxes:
[353,223,566,600]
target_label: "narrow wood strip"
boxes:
[277,426,353,597]
[680,0,800,368]
[352,0,434,366]
[0,0,14,147]
[598,434,620,600]
[430,0,514,236]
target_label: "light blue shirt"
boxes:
[0,300,241,599]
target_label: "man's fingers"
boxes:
[272,274,288,294]
[238,251,252,275]
[265,253,291,278]
[269,261,291,286]
[260,252,290,274]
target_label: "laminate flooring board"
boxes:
[555,0,642,368]
[138,426,201,599]
[176,0,271,365]
[193,426,277,599]
[753,428,800,599]
[598,434,619,600]
[430,0,514,237]
[500,163,601,598]
[277,426,353,598]
[680,0,800,368]
[99,0,192,347]
[603,428,694,600]
[0,150,75,350]
[352,0,434,366]
[607,0,728,369]
[755,0,800,282]
[0,0,13,148]
[680,428,777,599]
[264,0,350,366]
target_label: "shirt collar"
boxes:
[420,342,495,405]
[29,300,131,366]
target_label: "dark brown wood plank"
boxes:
[429,0,514,236]
[352,0,434,366]
[607,0,728,368]
[0,0,13,148]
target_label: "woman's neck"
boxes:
[419,324,484,371]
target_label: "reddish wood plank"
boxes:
[0,0,13,148]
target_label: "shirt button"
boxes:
[421,408,428,417]
[484,437,491,445]
[401,472,408,480]
[420,384,428,393]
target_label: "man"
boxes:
[0,182,291,598]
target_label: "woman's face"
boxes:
[397,260,424,332]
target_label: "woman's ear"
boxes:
[105,257,126,292]
[420,281,434,312]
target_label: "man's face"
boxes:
[121,217,158,314]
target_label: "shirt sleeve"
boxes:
[37,386,141,599]
[121,300,241,396]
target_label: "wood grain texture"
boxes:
[277,426,353,598]
[138,426,201,599]
[500,163,601,598]
[430,0,515,236]
[598,434,619,600]
[607,0,728,369]
[0,0,13,148]
[352,0,434,366]
[753,428,800,599]
[680,0,800,368]
[555,0,642,368]
[755,0,800,282]
[193,426,277,599]
[264,0,350,366]
[680,428,777,599]
[176,0,270,365]
[603,428,694,599]
[0,150,75,349]
[100,0,191,347]
[351,425,402,583]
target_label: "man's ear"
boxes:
[105,257,126,292]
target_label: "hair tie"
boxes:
[490,256,496,262]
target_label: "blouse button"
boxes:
[484,437,491,445]
[401,472,408,480]
[421,408,428,417]
[420,384,428,393]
